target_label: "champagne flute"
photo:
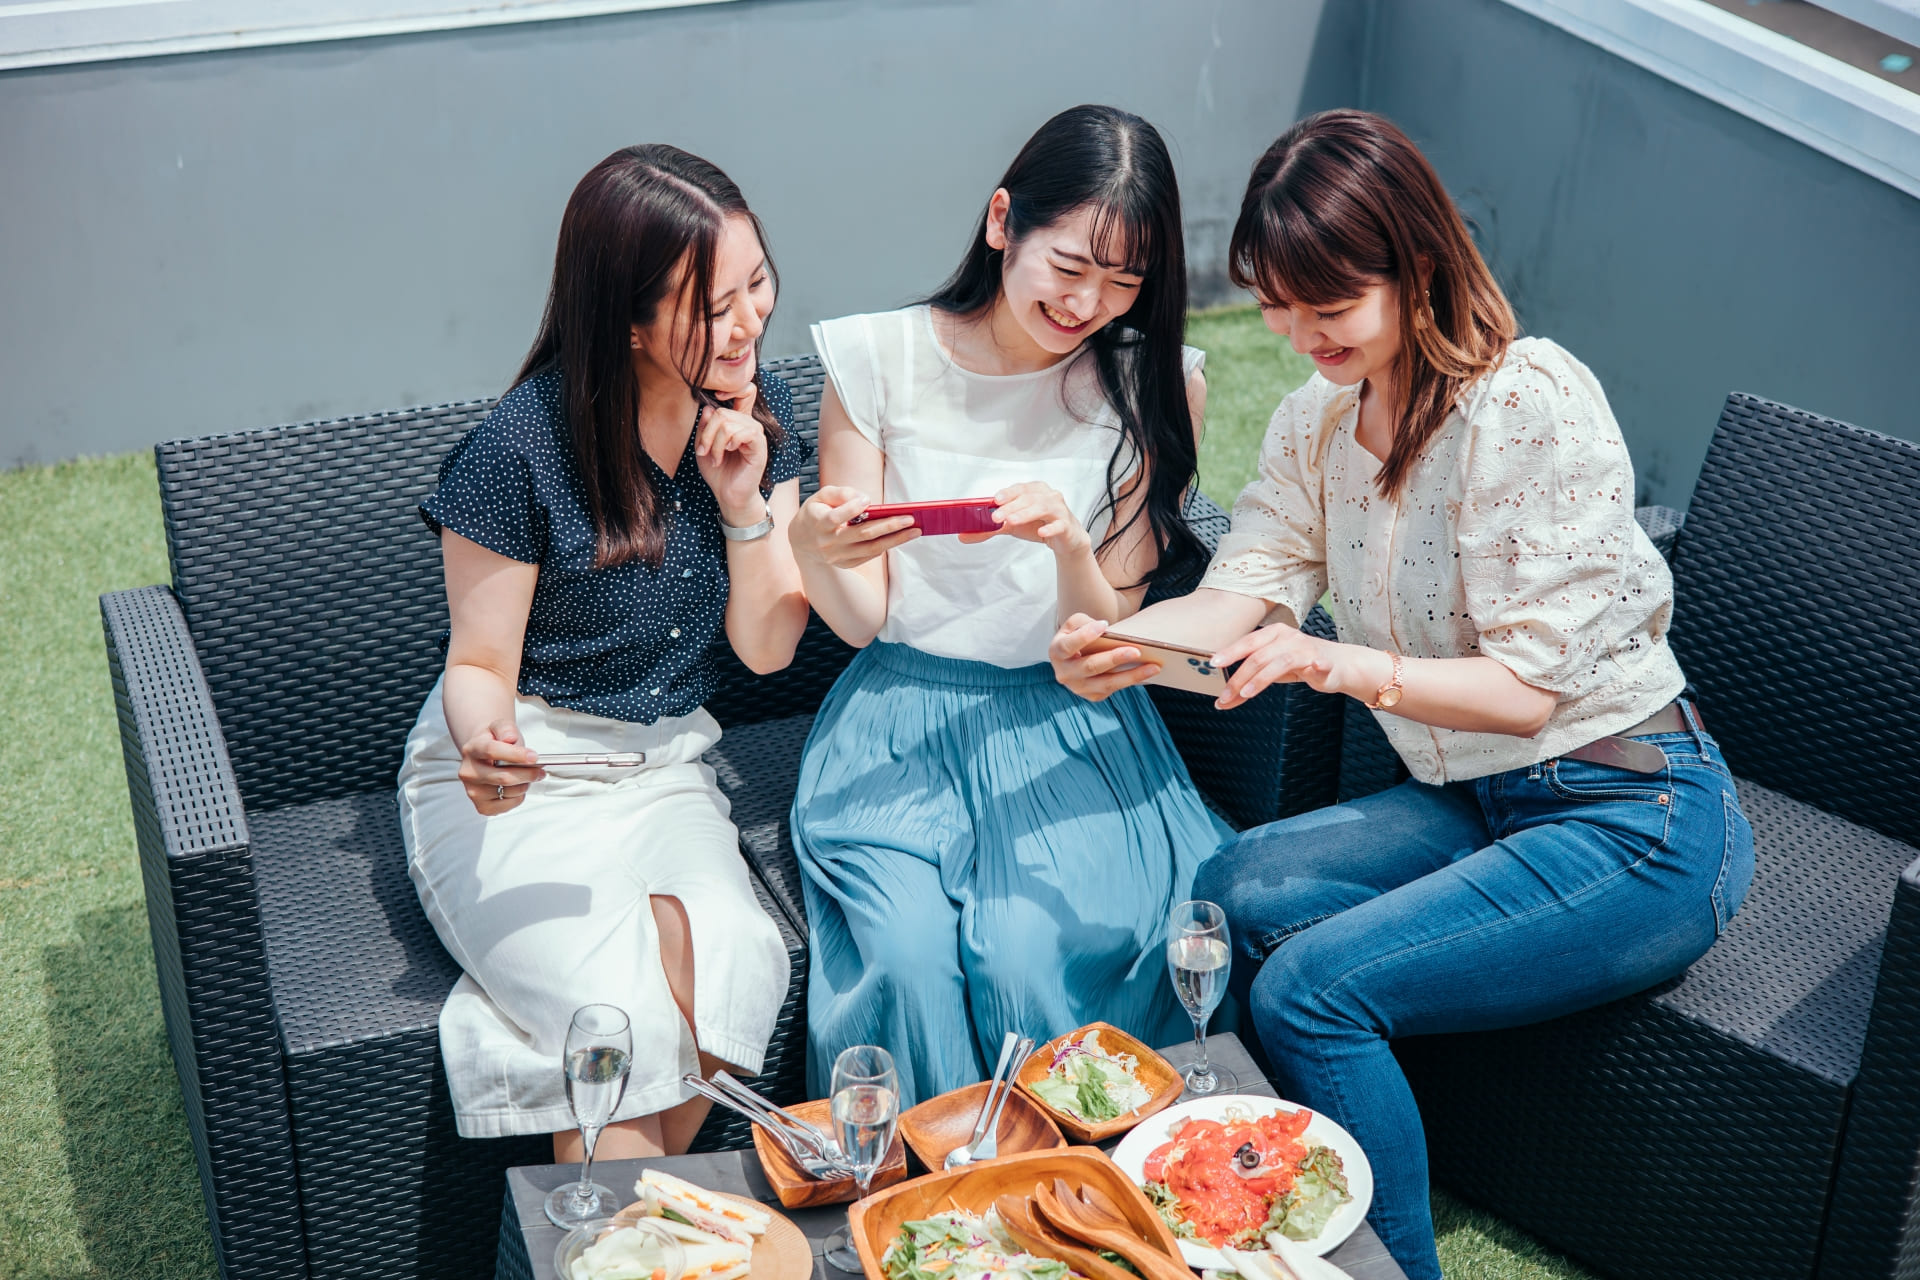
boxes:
[822,1044,899,1273]
[1168,900,1237,1095]
[545,1004,634,1228]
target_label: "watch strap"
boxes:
[719,504,775,542]
[1366,652,1405,710]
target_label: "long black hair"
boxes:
[924,104,1204,590]
[518,144,781,569]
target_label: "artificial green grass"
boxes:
[0,451,216,1278]
[1186,304,1318,507]
[0,311,1590,1278]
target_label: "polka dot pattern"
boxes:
[418,369,809,725]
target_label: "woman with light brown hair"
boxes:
[1050,110,1753,1278]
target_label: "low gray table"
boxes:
[497,1033,1405,1280]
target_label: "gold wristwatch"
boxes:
[1367,653,1405,709]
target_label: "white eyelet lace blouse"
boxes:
[1200,337,1685,784]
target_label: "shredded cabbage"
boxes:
[1028,1031,1152,1122]
[881,1210,1077,1280]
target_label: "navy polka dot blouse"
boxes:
[420,368,810,725]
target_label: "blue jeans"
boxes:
[1193,708,1754,1280]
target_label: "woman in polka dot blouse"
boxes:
[394,146,809,1168]
[1052,111,1755,1280]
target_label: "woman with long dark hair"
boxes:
[787,104,1229,1105]
[1052,110,1754,1277]
[396,145,809,1166]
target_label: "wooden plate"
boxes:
[898,1079,1066,1171]
[605,1192,813,1280]
[847,1146,1184,1280]
[1013,1022,1184,1144]
[748,1097,908,1209]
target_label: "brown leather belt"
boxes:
[1558,702,1695,774]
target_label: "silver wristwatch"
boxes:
[719,502,775,542]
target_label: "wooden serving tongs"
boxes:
[996,1180,1193,1280]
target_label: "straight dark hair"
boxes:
[518,144,781,569]
[924,104,1205,591]
[1229,110,1516,497]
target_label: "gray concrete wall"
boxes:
[1358,0,1920,508]
[0,0,1352,466]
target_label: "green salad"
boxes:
[880,1210,1075,1280]
[1028,1031,1152,1123]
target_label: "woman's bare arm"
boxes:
[721,478,809,673]
[441,529,546,812]
[787,382,918,646]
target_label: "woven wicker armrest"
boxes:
[1634,503,1685,560]
[99,586,306,1279]
[1821,850,1920,1278]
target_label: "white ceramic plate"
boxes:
[1107,1094,1372,1263]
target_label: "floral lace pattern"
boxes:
[1201,338,1685,784]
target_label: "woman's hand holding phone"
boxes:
[790,486,922,569]
[963,482,1089,556]
[1049,613,1160,702]
[457,719,546,815]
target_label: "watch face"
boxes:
[1377,686,1403,708]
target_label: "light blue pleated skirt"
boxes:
[790,641,1232,1106]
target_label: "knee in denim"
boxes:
[1249,928,1363,1038]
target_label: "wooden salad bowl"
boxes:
[1014,1022,1184,1144]
[846,1147,1182,1280]
[898,1079,1066,1171]
[748,1097,907,1210]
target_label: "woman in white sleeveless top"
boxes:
[786,106,1230,1106]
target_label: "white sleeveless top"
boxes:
[812,305,1205,668]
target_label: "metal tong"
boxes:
[681,1070,851,1178]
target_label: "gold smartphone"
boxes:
[1082,629,1228,696]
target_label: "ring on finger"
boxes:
[494,783,505,801]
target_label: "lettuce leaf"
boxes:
[1141,1181,1196,1240]
[1263,1146,1351,1243]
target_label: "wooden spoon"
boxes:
[992,1195,1137,1280]
[1034,1180,1192,1280]
[1075,1183,1156,1247]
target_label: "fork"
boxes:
[965,1035,1034,1163]
[680,1075,852,1178]
[709,1069,846,1161]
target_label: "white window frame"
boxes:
[0,0,742,72]
[1497,0,1920,200]
[1809,0,1920,50]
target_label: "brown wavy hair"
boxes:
[1229,110,1515,496]
[518,144,780,569]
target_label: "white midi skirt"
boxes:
[396,677,790,1138]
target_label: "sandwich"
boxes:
[654,1220,753,1280]
[635,1169,771,1244]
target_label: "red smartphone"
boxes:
[849,497,1000,536]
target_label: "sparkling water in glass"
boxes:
[545,1004,633,1228]
[1168,900,1237,1095]
[823,1045,898,1272]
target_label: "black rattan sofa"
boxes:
[104,361,1917,1279]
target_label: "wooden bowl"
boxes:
[748,1098,908,1209]
[847,1146,1182,1280]
[1013,1022,1184,1144]
[897,1079,1066,1171]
